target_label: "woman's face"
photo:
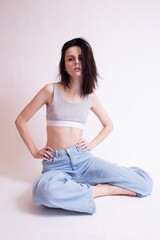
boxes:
[64,46,82,78]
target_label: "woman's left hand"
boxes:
[76,139,92,152]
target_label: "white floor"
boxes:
[1,169,160,240]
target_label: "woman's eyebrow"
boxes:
[67,54,82,58]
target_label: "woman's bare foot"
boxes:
[91,183,136,198]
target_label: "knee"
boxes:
[137,173,153,197]
[145,174,153,196]
[32,171,65,207]
[32,176,52,207]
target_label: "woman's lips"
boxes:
[74,68,81,71]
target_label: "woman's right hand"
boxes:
[33,146,54,161]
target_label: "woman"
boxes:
[15,37,153,214]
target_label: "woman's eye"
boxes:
[68,58,73,61]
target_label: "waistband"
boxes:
[47,120,85,129]
[48,144,88,158]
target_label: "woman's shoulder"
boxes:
[89,91,98,109]
[40,83,56,104]
[89,91,98,101]
[42,82,56,95]
[43,82,54,90]
[42,83,56,106]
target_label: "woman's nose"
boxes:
[75,58,80,65]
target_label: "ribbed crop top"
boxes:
[46,83,90,129]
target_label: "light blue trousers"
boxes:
[32,144,153,214]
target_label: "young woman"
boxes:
[15,38,153,214]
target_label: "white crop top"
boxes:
[46,83,90,129]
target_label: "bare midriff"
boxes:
[46,126,83,150]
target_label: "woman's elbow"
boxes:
[15,116,20,129]
[104,122,114,131]
[108,120,114,129]
[15,115,25,128]
[109,122,114,132]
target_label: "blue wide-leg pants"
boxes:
[32,144,153,214]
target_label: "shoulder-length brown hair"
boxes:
[58,37,99,95]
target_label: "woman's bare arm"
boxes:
[15,83,54,159]
[89,92,114,150]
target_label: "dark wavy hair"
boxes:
[58,37,99,95]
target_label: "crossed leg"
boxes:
[91,183,136,198]
[76,154,153,198]
[92,161,136,198]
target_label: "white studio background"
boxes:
[0,0,160,198]
[1,1,160,240]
